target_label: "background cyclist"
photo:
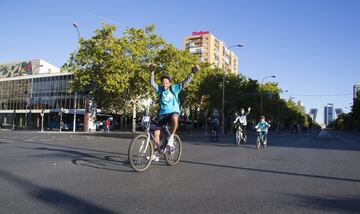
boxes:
[255,116,270,146]
[233,107,251,143]
[211,116,220,135]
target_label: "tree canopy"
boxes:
[63,22,317,131]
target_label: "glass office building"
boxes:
[0,59,85,130]
[324,103,334,127]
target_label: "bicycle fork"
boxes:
[139,133,151,154]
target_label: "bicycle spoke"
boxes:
[164,136,181,165]
[129,134,153,172]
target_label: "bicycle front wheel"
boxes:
[164,134,182,166]
[256,136,261,149]
[235,130,241,145]
[128,134,153,172]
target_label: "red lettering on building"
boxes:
[192,31,209,36]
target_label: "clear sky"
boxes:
[1,0,359,123]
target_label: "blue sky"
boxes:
[1,0,359,123]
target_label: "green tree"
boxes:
[119,25,166,132]
[63,23,131,111]
[63,23,166,132]
[153,44,198,111]
[63,22,205,132]
[333,96,360,131]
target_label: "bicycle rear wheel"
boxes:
[263,138,267,148]
[164,134,182,166]
[210,131,214,142]
[128,134,153,172]
[243,134,247,144]
[235,130,241,146]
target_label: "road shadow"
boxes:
[268,136,360,151]
[21,146,133,173]
[182,134,266,150]
[0,169,120,214]
[19,139,173,172]
[21,140,127,156]
[71,155,132,172]
[186,132,360,152]
[284,193,360,213]
[180,159,360,183]
[77,132,136,139]
[183,135,243,146]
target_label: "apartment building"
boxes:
[184,31,239,74]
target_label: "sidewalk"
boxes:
[0,128,209,137]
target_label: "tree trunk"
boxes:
[120,115,124,130]
[191,106,196,130]
[132,104,136,133]
[124,115,128,130]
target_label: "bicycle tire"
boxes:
[128,134,154,172]
[210,131,216,142]
[164,134,182,166]
[235,130,241,146]
[263,139,267,148]
[256,136,261,149]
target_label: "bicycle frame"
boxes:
[145,124,171,154]
[234,125,244,144]
[236,125,243,133]
[129,116,182,172]
[257,130,267,143]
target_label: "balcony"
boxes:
[189,47,203,54]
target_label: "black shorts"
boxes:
[155,112,179,128]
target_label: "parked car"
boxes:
[47,121,74,131]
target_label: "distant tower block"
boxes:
[354,82,360,99]
[309,108,318,122]
[324,104,334,126]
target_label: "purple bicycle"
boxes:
[128,116,182,172]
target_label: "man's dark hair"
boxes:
[160,74,172,82]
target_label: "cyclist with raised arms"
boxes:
[233,107,251,143]
[148,62,199,161]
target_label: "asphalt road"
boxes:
[0,129,360,214]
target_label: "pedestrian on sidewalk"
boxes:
[105,118,110,133]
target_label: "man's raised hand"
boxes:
[191,65,200,74]
[147,62,155,71]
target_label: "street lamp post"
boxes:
[260,75,276,116]
[40,109,44,132]
[221,44,244,135]
[204,108,208,135]
[289,95,295,101]
[59,107,64,133]
[73,23,81,40]
[277,90,288,132]
[72,23,81,133]
[28,97,33,128]
[12,109,16,131]
[73,92,77,133]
